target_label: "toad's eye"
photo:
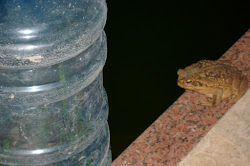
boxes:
[186,80,192,84]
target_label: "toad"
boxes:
[177,60,248,106]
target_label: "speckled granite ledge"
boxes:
[111,29,250,166]
[177,89,250,166]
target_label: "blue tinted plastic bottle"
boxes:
[0,0,111,165]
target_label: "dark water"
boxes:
[104,0,249,159]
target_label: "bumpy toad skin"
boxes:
[177,60,248,107]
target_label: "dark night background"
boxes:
[103,1,249,159]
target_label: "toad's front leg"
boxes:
[201,88,223,107]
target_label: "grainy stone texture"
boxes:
[177,89,250,166]
[111,29,250,166]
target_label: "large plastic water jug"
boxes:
[0,0,111,165]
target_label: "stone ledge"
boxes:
[177,89,250,166]
[112,29,249,166]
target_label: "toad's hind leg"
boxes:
[229,75,248,104]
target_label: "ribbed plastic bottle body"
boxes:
[0,0,111,165]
